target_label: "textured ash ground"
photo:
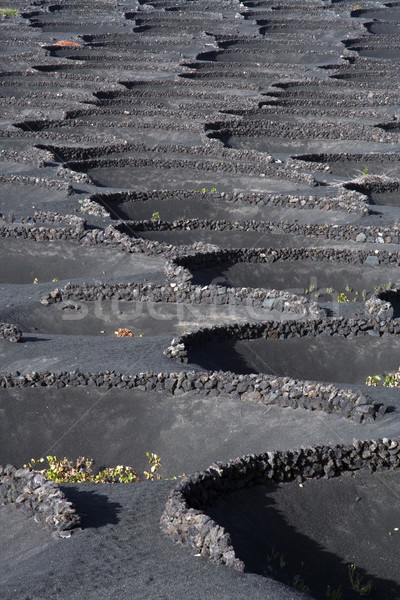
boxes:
[1,0,400,598]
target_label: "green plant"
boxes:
[151,211,160,221]
[326,287,334,294]
[97,464,139,482]
[337,293,349,303]
[25,452,161,483]
[143,452,162,480]
[265,547,286,573]
[198,187,217,193]
[373,282,393,293]
[0,8,19,17]
[348,564,373,596]
[362,167,369,175]
[326,585,342,600]
[305,284,316,295]
[293,575,310,594]
[383,373,396,387]
[366,375,381,386]
[345,284,353,292]
[362,289,367,300]
[25,456,139,483]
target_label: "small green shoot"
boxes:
[366,375,381,386]
[143,452,162,480]
[151,211,160,221]
[348,564,373,596]
[337,293,349,303]
[198,187,217,193]
[305,284,316,295]
[384,373,396,387]
[293,575,310,594]
[265,547,286,573]
[326,585,342,600]
[0,8,19,17]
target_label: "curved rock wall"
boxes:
[0,368,381,422]
[0,464,81,536]
[161,438,400,570]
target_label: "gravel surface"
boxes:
[1,0,400,598]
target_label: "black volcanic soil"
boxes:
[0,481,307,600]
[0,299,275,336]
[206,470,400,600]
[189,260,400,299]
[2,0,400,599]
[1,386,398,478]
[188,335,400,385]
[0,237,164,284]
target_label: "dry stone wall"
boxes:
[0,464,81,536]
[161,438,400,570]
[0,369,382,423]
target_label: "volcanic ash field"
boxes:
[1,1,400,599]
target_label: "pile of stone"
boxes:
[366,287,400,323]
[0,173,73,193]
[0,211,85,228]
[0,222,82,242]
[0,322,22,343]
[0,464,81,535]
